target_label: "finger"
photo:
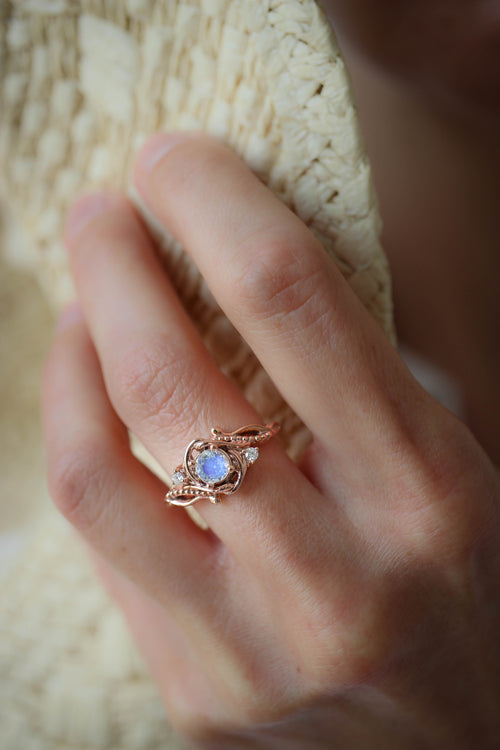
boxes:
[63,193,321,562]
[132,133,429,469]
[87,548,226,725]
[41,303,224,621]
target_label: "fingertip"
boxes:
[55,301,84,334]
[64,191,128,245]
[133,131,204,197]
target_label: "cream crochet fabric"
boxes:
[0,517,187,750]
[0,1,396,748]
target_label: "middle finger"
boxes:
[133,133,420,471]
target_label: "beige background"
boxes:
[0,255,53,549]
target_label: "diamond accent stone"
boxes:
[195,449,231,485]
[244,447,259,463]
[172,471,185,485]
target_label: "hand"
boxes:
[41,132,500,748]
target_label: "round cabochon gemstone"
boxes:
[195,449,231,485]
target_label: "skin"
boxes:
[41,4,500,748]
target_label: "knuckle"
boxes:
[233,232,330,331]
[396,421,497,562]
[48,439,112,531]
[411,477,495,565]
[110,336,204,435]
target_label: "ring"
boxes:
[165,422,280,507]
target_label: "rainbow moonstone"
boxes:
[195,449,231,485]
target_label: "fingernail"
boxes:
[137,132,193,174]
[65,193,115,239]
[55,301,83,333]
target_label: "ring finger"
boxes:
[63,192,323,565]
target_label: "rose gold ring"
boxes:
[165,422,280,508]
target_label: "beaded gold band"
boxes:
[165,422,280,507]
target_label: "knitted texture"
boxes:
[0,512,188,750]
[0,0,395,461]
